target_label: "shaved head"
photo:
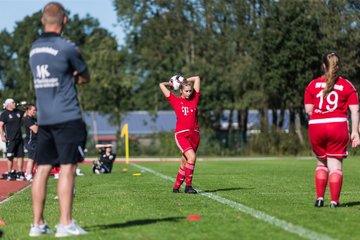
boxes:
[42,2,66,25]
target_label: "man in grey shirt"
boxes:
[29,1,90,237]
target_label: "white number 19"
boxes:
[316,91,338,111]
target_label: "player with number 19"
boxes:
[304,51,359,208]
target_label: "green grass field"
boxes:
[1,157,360,240]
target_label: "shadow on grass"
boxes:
[199,187,254,193]
[340,201,360,207]
[85,216,185,231]
[0,230,3,238]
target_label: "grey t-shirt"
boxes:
[29,32,87,125]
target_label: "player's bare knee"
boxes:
[187,155,196,164]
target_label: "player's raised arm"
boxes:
[95,144,107,149]
[186,76,200,92]
[159,82,172,98]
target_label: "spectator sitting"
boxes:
[93,144,116,174]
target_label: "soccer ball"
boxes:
[169,75,185,90]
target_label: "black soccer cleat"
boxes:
[330,202,339,208]
[172,188,180,193]
[7,170,17,181]
[314,199,324,208]
[2,172,8,180]
[16,171,25,181]
[185,186,197,194]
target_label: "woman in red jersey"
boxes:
[304,52,359,208]
[160,76,201,194]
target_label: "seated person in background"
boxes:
[93,144,116,174]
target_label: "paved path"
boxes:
[0,161,30,203]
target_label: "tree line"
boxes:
[0,0,359,155]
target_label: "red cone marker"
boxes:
[187,215,201,221]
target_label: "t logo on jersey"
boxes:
[182,107,189,116]
[36,65,50,79]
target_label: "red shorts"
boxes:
[175,130,200,154]
[308,121,349,160]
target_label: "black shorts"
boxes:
[25,141,36,160]
[35,119,86,166]
[6,139,24,159]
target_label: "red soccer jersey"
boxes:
[304,76,358,122]
[167,91,200,133]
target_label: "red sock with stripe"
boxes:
[185,162,195,186]
[329,169,343,204]
[315,166,328,200]
[173,167,185,189]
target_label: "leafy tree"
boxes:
[113,0,264,143]
[0,9,133,147]
[0,13,42,103]
[76,26,135,145]
[256,1,323,144]
[318,0,360,87]
[64,14,136,145]
[114,0,198,113]
[1,0,359,155]
[0,30,16,101]
[256,0,360,145]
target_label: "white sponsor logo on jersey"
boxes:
[182,107,189,116]
[30,47,58,57]
[36,65,50,79]
[34,64,59,89]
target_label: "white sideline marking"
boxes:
[133,163,334,240]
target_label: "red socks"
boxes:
[173,167,185,189]
[315,166,328,200]
[185,162,195,186]
[315,166,343,204]
[329,169,343,204]
[173,162,196,189]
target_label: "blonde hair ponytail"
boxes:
[322,52,340,97]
